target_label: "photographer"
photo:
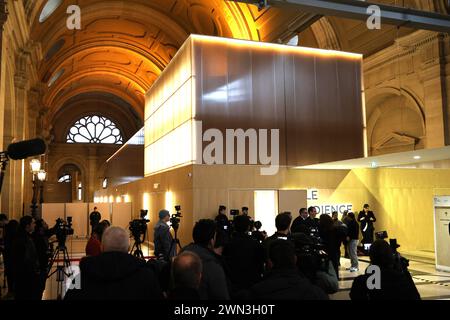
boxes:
[350,239,420,300]
[12,216,41,300]
[248,239,328,300]
[223,215,265,293]
[292,232,338,294]
[263,212,292,265]
[251,221,267,243]
[154,209,176,260]
[33,218,52,299]
[215,205,231,234]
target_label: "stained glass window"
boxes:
[67,116,123,144]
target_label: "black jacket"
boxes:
[223,232,265,291]
[358,210,376,232]
[346,219,360,240]
[248,268,329,300]
[291,216,309,234]
[168,287,201,300]
[12,230,40,278]
[350,267,420,300]
[182,243,230,300]
[12,230,41,300]
[77,251,163,300]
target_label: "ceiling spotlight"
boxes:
[413,155,421,160]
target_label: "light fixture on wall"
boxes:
[30,159,46,219]
[30,159,41,174]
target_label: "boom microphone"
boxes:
[6,138,46,160]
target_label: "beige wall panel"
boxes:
[111,203,132,230]
[42,203,66,226]
[278,190,307,216]
[228,190,255,218]
[65,203,89,238]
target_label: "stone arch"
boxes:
[51,157,88,183]
[366,87,426,156]
[310,17,341,50]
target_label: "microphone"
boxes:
[6,138,46,160]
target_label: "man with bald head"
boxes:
[168,251,202,300]
[75,226,162,300]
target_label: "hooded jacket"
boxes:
[77,251,163,300]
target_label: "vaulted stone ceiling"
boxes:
[26,0,448,131]
[29,0,260,121]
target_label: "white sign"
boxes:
[307,189,353,214]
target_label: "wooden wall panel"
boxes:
[278,190,307,216]
[191,36,363,167]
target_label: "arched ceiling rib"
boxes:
[30,0,259,121]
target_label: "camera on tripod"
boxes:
[54,217,74,247]
[129,209,150,242]
[170,205,182,230]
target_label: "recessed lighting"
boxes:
[413,156,421,160]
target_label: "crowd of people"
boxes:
[0,204,420,300]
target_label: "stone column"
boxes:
[87,146,98,203]
[11,50,30,217]
[0,1,7,72]
[420,33,447,148]
[0,0,8,212]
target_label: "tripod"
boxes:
[130,236,145,260]
[47,240,73,300]
[168,227,182,258]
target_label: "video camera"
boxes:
[375,230,388,240]
[230,209,239,216]
[291,232,330,277]
[53,217,74,247]
[170,205,182,231]
[129,209,150,243]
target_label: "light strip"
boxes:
[190,34,362,60]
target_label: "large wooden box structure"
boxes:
[144,34,364,176]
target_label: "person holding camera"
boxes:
[350,239,420,300]
[154,209,176,260]
[223,215,265,293]
[248,239,328,300]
